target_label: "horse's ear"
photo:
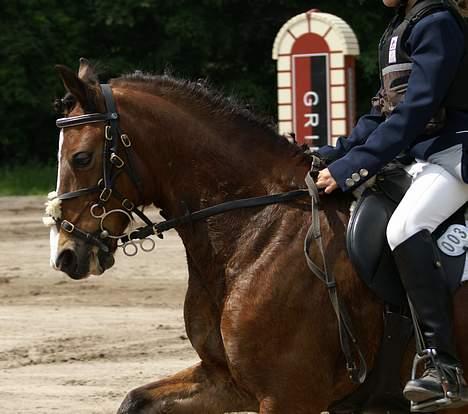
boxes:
[78,57,98,85]
[55,62,96,112]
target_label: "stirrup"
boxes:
[409,349,468,412]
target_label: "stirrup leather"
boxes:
[409,348,468,412]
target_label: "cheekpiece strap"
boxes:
[101,84,118,115]
[100,84,119,189]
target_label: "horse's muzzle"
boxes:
[55,241,115,280]
[56,248,89,279]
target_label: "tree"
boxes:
[0,0,392,164]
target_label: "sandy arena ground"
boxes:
[0,196,204,413]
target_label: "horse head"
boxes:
[47,59,140,279]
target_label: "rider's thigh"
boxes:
[386,161,468,251]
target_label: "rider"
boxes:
[316,0,468,407]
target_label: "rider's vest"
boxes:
[375,0,468,134]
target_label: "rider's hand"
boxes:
[316,168,338,194]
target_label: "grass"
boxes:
[0,163,57,196]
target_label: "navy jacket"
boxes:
[318,10,468,192]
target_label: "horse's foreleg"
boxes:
[117,362,258,414]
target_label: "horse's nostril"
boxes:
[57,249,77,273]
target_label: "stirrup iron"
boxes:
[409,348,468,412]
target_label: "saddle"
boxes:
[347,162,467,307]
[329,163,468,414]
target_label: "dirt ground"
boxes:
[0,196,204,413]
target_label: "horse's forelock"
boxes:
[54,92,77,116]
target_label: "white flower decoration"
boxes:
[42,191,62,227]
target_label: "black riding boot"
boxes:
[392,230,467,405]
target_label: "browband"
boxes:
[56,112,118,129]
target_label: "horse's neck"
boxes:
[118,87,309,213]
[117,86,310,283]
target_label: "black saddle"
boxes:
[347,163,467,307]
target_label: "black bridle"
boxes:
[51,83,308,256]
[52,84,154,255]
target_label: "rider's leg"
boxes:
[392,230,462,401]
[387,157,468,403]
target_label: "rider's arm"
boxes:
[317,105,385,162]
[327,11,465,191]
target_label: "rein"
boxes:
[304,169,367,384]
[48,83,367,384]
[119,189,309,253]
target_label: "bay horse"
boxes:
[49,58,468,414]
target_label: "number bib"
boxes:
[437,224,468,257]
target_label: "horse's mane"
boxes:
[54,68,310,162]
[112,72,310,161]
[116,72,275,130]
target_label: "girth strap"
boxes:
[304,170,367,384]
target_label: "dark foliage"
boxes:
[0,0,393,164]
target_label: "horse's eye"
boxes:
[72,152,93,168]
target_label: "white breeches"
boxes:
[387,145,468,251]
